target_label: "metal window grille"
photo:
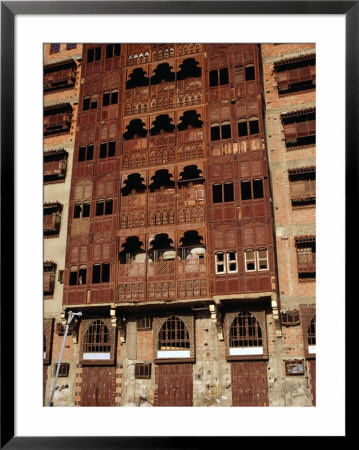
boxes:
[135,363,151,379]
[53,362,70,377]
[229,312,263,347]
[158,316,190,350]
[307,317,316,346]
[83,320,111,353]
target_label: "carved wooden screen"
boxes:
[274,54,316,94]
[43,318,54,365]
[300,305,316,358]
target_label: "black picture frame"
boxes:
[1,1,353,447]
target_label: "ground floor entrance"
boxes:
[231,361,268,406]
[156,363,193,406]
[81,366,115,406]
[308,359,316,406]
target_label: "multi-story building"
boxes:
[43,43,83,406]
[261,44,316,406]
[43,43,315,407]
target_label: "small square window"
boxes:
[50,44,60,54]
[245,250,256,271]
[137,317,152,330]
[135,363,151,379]
[53,362,70,377]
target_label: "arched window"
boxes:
[158,316,190,350]
[308,316,316,346]
[83,320,111,353]
[230,312,263,348]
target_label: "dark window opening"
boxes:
[245,65,255,81]
[282,109,316,148]
[99,142,107,158]
[96,201,104,216]
[73,203,82,218]
[253,179,264,198]
[70,267,87,285]
[213,184,223,203]
[209,70,218,87]
[83,97,90,111]
[105,199,113,215]
[211,125,220,141]
[102,92,110,107]
[43,151,68,182]
[78,146,86,162]
[220,67,229,85]
[111,90,118,104]
[221,123,231,139]
[106,43,121,58]
[150,114,175,136]
[87,48,94,63]
[241,180,252,200]
[121,173,146,196]
[224,182,234,202]
[119,236,145,264]
[108,141,116,157]
[66,44,77,50]
[249,119,259,135]
[102,263,110,283]
[126,68,149,89]
[177,110,203,131]
[151,63,175,85]
[238,121,248,137]
[95,47,101,61]
[149,169,174,192]
[281,310,300,327]
[177,58,202,80]
[82,202,90,217]
[92,264,101,283]
[275,55,316,94]
[178,165,204,185]
[123,119,147,140]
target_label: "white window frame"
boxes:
[257,248,269,271]
[215,252,226,274]
[244,249,256,272]
[226,250,238,273]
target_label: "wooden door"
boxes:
[157,364,193,406]
[81,366,115,406]
[43,365,48,406]
[308,359,316,406]
[231,361,268,406]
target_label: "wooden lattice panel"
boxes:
[177,279,207,299]
[147,281,175,301]
[118,283,145,302]
[299,304,316,357]
[80,318,116,365]
[43,318,54,365]
[224,310,268,358]
[153,314,195,361]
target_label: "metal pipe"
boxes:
[48,311,82,407]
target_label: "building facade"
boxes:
[43,43,83,406]
[43,43,316,407]
[261,44,316,406]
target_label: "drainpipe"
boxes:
[48,311,82,406]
